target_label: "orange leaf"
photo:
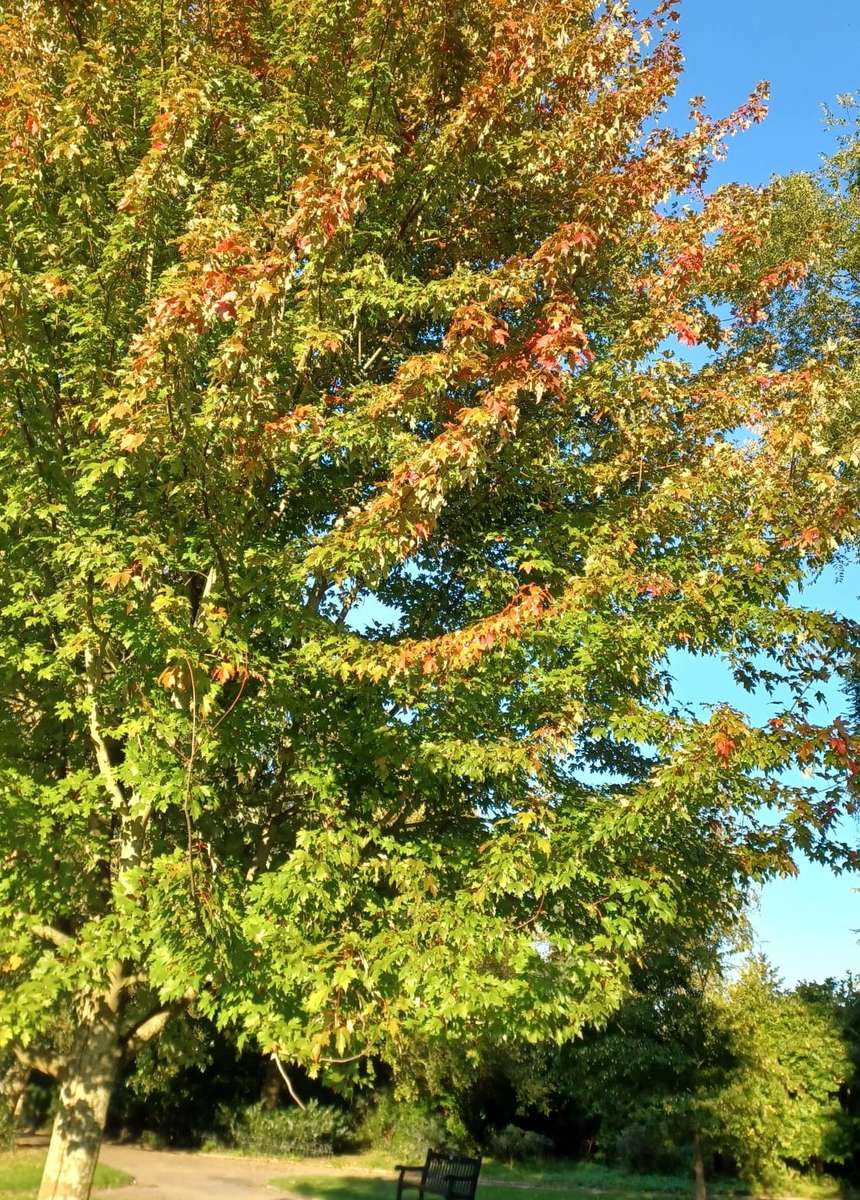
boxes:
[105,569,132,592]
[713,731,736,764]
[674,321,699,347]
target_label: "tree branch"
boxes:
[122,1008,174,1059]
[30,923,73,949]
[122,990,196,1059]
[272,1053,306,1109]
[13,1045,67,1079]
[84,643,127,810]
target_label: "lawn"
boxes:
[269,1159,849,1200]
[269,1165,718,1200]
[271,1177,600,1200]
[0,1151,132,1199]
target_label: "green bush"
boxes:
[355,1090,453,1160]
[223,1099,351,1157]
[613,1122,687,1176]
[487,1124,554,1164]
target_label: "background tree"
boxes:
[552,957,850,1194]
[0,2,858,1198]
[712,960,851,1191]
[554,940,730,1197]
[769,102,860,731]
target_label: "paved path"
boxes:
[96,1145,333,1200]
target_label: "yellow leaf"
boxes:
[157,666,181,690]
[105,568,131,591]
[253,278,278,305]
[119,430,146,453]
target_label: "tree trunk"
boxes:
[36,998,121,1200]
[1,1058,29,1127]
[692,1132,707,1200]
[260,1056,284,1110]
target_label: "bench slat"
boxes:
[395,1149,482,1200]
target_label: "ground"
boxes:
[2,1148,703,1200]
[0,1147,848,1200]
[0,1150,130,1199]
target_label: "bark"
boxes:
[36,996,122,1200]
[260,1056,283,1110]
[36,654,157,1198]
[692,1131,707,1200]
[1,1057,29,1127]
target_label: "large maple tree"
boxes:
[0,1,857,1196]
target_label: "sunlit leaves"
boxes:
[0,0,856,1098]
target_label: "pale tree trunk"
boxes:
[36,647,177,1198]
[692,1131,707,1200]
[37,655,145,1200]
[37,996,122,1200]
[1,1058,29,1126]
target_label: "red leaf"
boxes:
[674,321,699,347]
[713,732,736,764]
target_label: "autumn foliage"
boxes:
[0,0,858,1195]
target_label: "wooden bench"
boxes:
[395,1150,482,1200]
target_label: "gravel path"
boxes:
[96,1145,332,1200]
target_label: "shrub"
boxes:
[613,1122,687,1176]
[487,1124,554,1164]
[355,1090,452,1160]
[224,1099,351,1157]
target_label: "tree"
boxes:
[713,960,851,1191]
[0,2,857,1197]
[553,939,731,1195]
[556,956,851,1194]
[763,103,860,725]
[795,975,860,1181]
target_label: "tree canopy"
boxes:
[0,1,858,1196]
[557,955,852,1192]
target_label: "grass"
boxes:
[481,1162,715,1192]
[0,1151,132,1198]
[271,1176,594,1200]
[268,1160,853,1200]
[268,1167,718,1200]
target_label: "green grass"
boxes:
[0,1151,132,1197]
[271,1176,587,1200]
[268,1162,853,1200]
[480,1161,706,1193]
[268,1171,720,1200]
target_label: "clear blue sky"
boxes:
[658,0,859,985]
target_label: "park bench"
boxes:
[395,1150,482,1200]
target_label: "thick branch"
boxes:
[13,1045,67,1079]
[122,1008,174,1060]
[84,644,127,810]
[30,923,73,949]
[122,990,195,1059]
[304,573,329,616]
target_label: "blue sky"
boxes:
[658,0,859,985]
[663,0,858,186]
